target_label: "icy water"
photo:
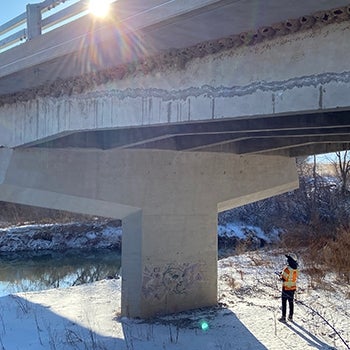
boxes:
[0,249,121,296]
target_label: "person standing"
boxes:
[279,253,299,322]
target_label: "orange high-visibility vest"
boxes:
[282,266,298,290]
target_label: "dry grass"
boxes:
[280,224,350,284]
[221,273,240,289]
[249,255,270,267]
[315,163,337,176]
[322,229,350,283]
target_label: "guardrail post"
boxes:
[26,4,42,40]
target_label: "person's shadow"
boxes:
[286,321,336,350]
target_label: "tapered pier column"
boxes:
[122,209,218,318]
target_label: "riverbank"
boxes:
[0,220,278,299]
[0,250,348,349]
[0,221,122,251]
[0,219,279,253]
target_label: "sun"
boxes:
[88,0,111,18]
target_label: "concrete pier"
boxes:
[0,148,298,317]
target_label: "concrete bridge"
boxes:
[1,0,350,318]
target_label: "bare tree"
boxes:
[333,151,350,195]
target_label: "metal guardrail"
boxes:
[0,12,27,49]
[0,0,89,51]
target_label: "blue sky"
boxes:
[0,1,81,25]
[0,1,28,24]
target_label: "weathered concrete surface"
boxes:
[1,20,350,149]
[1,0,349,96]
[0,147,298,317]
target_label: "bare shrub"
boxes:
[226,276,236,289]
[235,239,249,255]
[323,228,350,283]
[303,266,326,290]
[221,274,239,289]
[281,223,350,284]
[249,255,269,267]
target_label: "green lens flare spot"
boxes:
[200,320,209,331]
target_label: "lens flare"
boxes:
[89,0,110,18]
[199,320,209,331]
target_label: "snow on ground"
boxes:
[218,222,280,243]
[218,222,277,242]
[0,222,122,251]
[0,250,348,349]
[0,221,269,252]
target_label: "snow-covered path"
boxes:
[0,251,348,349]
[218,251,349,350]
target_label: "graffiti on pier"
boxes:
[142,262,204,300]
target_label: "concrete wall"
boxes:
[0,148,298,317]
[0,21,350,148]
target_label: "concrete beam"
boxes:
[282,143,350,158]
[11,110,350,161]
[2,18,350,150]
[0,148,298,317]
[231,135,350,155]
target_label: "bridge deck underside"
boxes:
[27,108,350,157]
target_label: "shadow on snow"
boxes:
[287,321,336,350]
[0,294,121,349]
[120,306,268,350]
[1,295,267,349]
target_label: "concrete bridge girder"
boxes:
[1,20,350,153]
[0,148,298,317]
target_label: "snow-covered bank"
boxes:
[0,250,348,349]
[0,221,122,251]
[218,222,281,252]
[0,221,275,253]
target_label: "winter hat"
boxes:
[285,253,298,268]
[286,253,298,262]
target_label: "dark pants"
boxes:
[282,289,295,318]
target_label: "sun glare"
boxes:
[89,0,111,18]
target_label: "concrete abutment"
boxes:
[0,148,298,318]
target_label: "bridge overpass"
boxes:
[0,0,350,318]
